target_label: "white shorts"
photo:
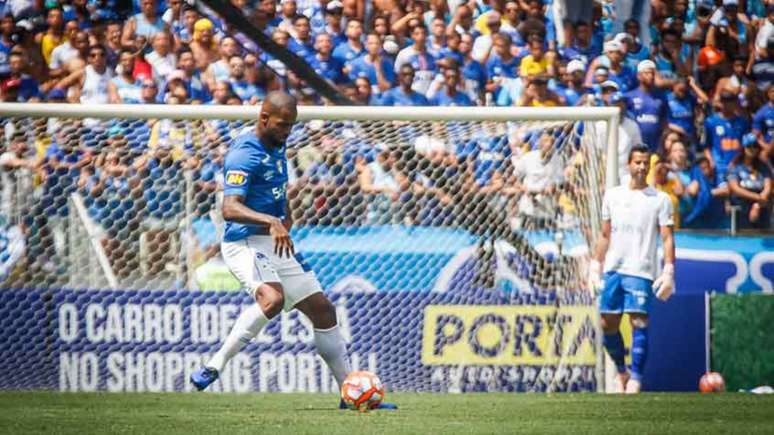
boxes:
[221,235,323,311]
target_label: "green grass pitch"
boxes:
[1,392,773,434]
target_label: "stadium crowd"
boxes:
[0,0,772,260]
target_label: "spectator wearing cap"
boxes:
[755,4,774,59]
[203,36,239,91]
[485,32,518,102]
[752,84,774,163]
[429,66,473,106]
[559,20,601,66]
[145,32,176,81]
[318,1,346,46]
[1,51,41,102]
[48,23,85,79]
[624,60,667,152]
[727,133,772,229]
[751,37,774,92]
[706,0,752,61]
[347,33,394,93]
[606,90,642,184]
[305,32,345,85]
[332,19,364,66]
[122,0,169,48]
[380,64,430,106]
[108,49,142,104]
[666,76,708,144]
[37,6,65,66]
[394,24,436,95]
[288,15,315,59]
[586,39,636,92]
[554,59,587,106]
[190,18,218,70]
[162,68,190,103]
[175,45,209,102]
[702,89,749,182]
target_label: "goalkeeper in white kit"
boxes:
[588,144,676,394]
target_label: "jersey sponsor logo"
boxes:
[264,170,275,180]
[716,126,725,135]
[225,170,248,186]
[421,305,597,365]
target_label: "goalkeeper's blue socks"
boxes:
[630,327,648,381]
[602,331,627,374]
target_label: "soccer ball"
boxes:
[340,371,385,411]
[699,372,726,393]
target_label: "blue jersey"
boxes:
[752,102,774,142]
[332,41,365,66]
[222,130,288,242]
[462,59,487,104]
[288,37,315,59]
[608,65,638,93]
[666,91,696,137]
[347,55,395,86]
[703,114,749,177]
[486,54,519,81]
[379,87,429,106]
[306,54,345,84]
[625,88,667,150]
[553,84,587,106]
[430,90,473,106]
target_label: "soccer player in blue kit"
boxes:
[191,91,395,409]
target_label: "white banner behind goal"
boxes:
[0,103,618,394]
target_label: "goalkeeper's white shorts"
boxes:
[221,235,322,311]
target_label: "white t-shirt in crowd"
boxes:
[601,184,673,280]
[512,149,563,217]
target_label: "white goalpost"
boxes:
[0,103,619,394]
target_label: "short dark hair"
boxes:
[628,144,651,162]
[292,14,309,24]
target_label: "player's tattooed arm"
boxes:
[222,195,294,258]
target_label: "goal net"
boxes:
[0,103,618,394]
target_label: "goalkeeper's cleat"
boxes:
[190,367,219,391]
[613,371,630,394]
[625,379,642,394]
[339,398,347,409]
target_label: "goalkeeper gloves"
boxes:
[587,259,603,293]
[653,264,675,301]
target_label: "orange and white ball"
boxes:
[699,372,726,393]
[341,371,385,411]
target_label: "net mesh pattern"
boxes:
[0,110,608,393]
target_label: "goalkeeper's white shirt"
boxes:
[601,184,673,280]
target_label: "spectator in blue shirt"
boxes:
[553,59,588,106]
[625,60,667,151]
[702,90,749,183]
[354,76,381,105]
[666,76,708,143]
[458,32,487,104]
[380,64,430,106]
[332,19,365,66]
[587,40,637,92]
[227,55,263,104]
[727,134,772,229]
[1,51,41,102]
[752,85,774,162]
[430,67,473,106]
[318,0,346,46]
[307,32,345,84]
[287,15,315,59]
[347,33,394,93]
[485,32,519,101]
[561,21,601,66]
